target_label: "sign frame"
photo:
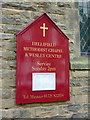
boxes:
[16,13,70,104]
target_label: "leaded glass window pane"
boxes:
[78,1,90,55]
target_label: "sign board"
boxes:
[16,13,70,104]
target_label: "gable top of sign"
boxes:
[16,12,69,40]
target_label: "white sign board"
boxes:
[32,73,56,91]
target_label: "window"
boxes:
[78,1,90,55]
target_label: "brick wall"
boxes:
[1,1,90,119]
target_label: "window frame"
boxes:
[78,1,90,56]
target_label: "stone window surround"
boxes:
[68,2,90,70]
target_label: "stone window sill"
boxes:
[70,56,90,70]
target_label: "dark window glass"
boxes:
[78,1,90,55]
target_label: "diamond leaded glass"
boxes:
[78,1,90,55]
